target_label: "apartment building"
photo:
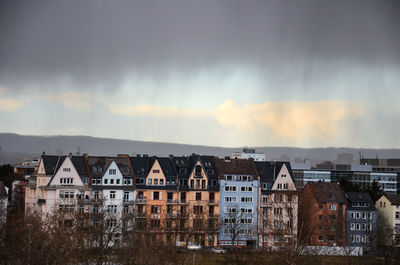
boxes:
[299,182,347,246]
[376,194,400,245]
[214,158,259,248]
[256,162,298,249]
[344,192,377,251]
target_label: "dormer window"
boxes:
[195,165,202,177]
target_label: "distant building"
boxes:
[14,158,39,178]
[231,148,266,161]
[344,192,377,251]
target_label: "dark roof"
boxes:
[42,155,65,175]
[157,157,177,178]
[41,155,89,177]
[213,158,258,178]
[87,156,133,178]
[344,192,376,211]
[386,194,400,205]
[308,182,347,204]
[130,156,155,178]
[254,161,275,183]
[0,181,7,197]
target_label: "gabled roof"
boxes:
[157,157,177,178]
[41,155,64,175]
[344,192,376,211]
[130,156,155,178]
[213,158,258,178]
[87,156,133,178]
[385,194,400,205]
[199,156,217,179]
[307,182,347,204]
[41,155,89,178]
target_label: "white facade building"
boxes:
[231,148,266,162]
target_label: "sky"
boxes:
[0,0,399,148]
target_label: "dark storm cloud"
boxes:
[0,0,399,90]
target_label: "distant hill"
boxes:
[1,133,400,165]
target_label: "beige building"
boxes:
[376,194,400,244]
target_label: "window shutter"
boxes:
[160,192,162,200]
[151,192,154,200]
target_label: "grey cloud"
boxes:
[0,0,399,91]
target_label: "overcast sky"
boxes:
[0,0,399,148]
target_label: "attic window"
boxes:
[109,169,116,175]
[329,193,335,199]
[195,165,202,176]
[281,174,286,178]
[92,167,97,172]
[63,168,71,172]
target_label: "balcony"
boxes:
[179,199,188,204]
[77,198,91,204]
[135,198,147,204]
[166,199,179,204]
[135,212,147,218]
[166,212,178,218]
[208,200,219,205]
[123,199,135,205]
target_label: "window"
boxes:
[225,196,237,202]
[274,235,280,242]
[241,197,252,203]
[104,179,108,184]
[329,204,336,210]
[107,205,117,213]
[110,179,114,184]
[396,212,400,219]
[153,169,160,174]
[225,186,237,192]
[124,191,129,201]
[151,219,161,227]
[116,179,120,185]
[351,223,355,231]
[151,205,161,214]
[109,169,116,175]
[148,179,152,184]
[241,186,253,192]
[59,190,74,199]
[153,191,160,200]
[154,179,158,185]
[110,191,116,199]
[160,179,164,185]
[196,192,202,201]
[194,206,203,214]
[224,207,237,214]
[60,178,73,185]
[240,218,252,224]
[240,208,253,214]
[262,183,268,190]
[123,205,129,214]
[63,168,71,172]
[274,207,282,215]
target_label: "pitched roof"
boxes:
[213,158,258,178]
[87,156,133,177]
[130,156,155,178]
[157,157,177,177]
[42,155,89,177]
[344,192,376,210]
[308,182,347,204]
[386,194,400,205]
[254,161,275,183]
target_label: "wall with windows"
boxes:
[346,208,377,250]
[219,174,259,246]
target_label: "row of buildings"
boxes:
[21,153,400,251]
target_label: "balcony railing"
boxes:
[135,198,147,204]
[166,199,179,204]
